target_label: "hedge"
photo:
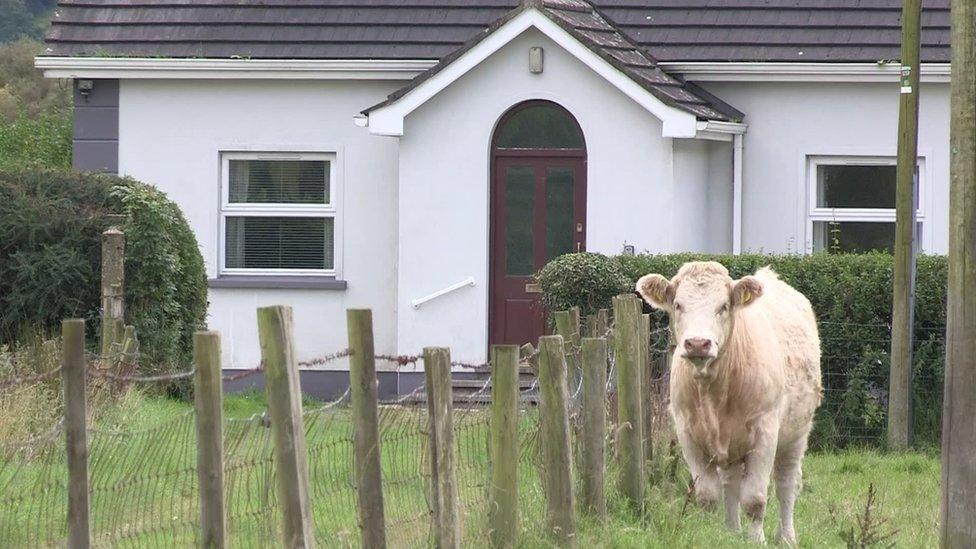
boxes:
[0,170,208,379]
[539,252,947,449]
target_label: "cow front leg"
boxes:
[740,424,778,544]
[677,429,720,507]
[718,462,744,532]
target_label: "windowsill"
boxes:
[208,276,347,290]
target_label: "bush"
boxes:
[543,251,947,449]
[0,39,73,171]
[536,252,630,316]
[0,170,208,377]
[0,107,72,171]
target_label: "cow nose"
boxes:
[683,338,712,358]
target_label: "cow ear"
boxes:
[732,276,763,308]
[636,274,673,310]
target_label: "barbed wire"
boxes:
[88,367,196,383]
[0,366,63,388]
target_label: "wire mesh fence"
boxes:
[0,313,949,546]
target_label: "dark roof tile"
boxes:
[43,0,951,62]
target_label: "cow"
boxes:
[636,261,822,545]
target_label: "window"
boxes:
[807,156,923,253]
[220,152,337,276]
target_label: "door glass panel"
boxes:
[495,104,584,149]
[546,166,575,261]
[505,166,536,276]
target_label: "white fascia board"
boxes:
[34,57,436,80]
[660,62,952,83]
[366,9,698,138]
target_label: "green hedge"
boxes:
[0,170,208,378]
[540,252,947,449]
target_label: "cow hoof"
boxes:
[775,528,797,547]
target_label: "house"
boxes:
[37,0,951,394]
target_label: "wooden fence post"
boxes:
[554,310,582,397]
[580,337,607,521]
[347,309,387,549]
[587,309,609,338]
[489,345,519,548]
[194,331,226,548]
[538,335,577,546]
[639,313,653,462]
[63,319,90,549]
[425,347,460,548]
[612,295,644,510]
[100,228,125,356]
[257,306,314,548]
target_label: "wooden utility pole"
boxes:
[888,0,922,450]
[941,0,976,545]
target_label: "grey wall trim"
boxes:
[208,276,348,290]
[73,79,119,174]
[222,369,472,401]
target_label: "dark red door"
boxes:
[489,153,586,346]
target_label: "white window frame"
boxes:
[806,155,925,253]
[218,151,339,277]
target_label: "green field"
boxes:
[0,391,941,548]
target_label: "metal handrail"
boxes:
[411,277,476,309]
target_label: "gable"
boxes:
[363,3,742,139]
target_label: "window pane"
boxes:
[229,159,329,204]
[226,216,333,270]
[817,165,896,208]
[496,104,584,149]
[814,221,896,253]
[505,166,535,276]
[545,167,575,261]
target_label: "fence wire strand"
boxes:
[0,318,947,546]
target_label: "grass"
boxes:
[0,390,941,548]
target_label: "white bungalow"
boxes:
[37,0,950,395]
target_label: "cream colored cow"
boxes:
[636,261,822,545]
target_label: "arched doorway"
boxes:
[489,100,587,347]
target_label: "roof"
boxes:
[365,0,740,122]
[44,0,951,63]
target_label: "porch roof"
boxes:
[364,0,742,124]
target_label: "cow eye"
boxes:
[674,302,683,312]
[719,304,729,314]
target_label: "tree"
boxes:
[0,0,34,44]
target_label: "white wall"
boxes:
[696,81,950,254]
[395,29,685,363]
[671,139,734,253]
[118,79,402,369]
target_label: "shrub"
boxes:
[543,251,947,449]
[536,252,630,316]
[0,107,72,171]
[0,170,208,377]
[0,39,73,171]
